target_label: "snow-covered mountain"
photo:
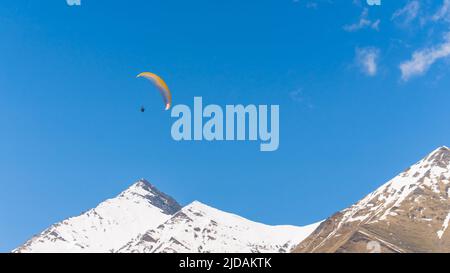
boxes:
[14,180,181,253]
[14,146,450,253]
[14,180,319,253]
[118,201,320,253]
[294,146,450,253]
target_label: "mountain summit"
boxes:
[120,179,181,215]
[294,146,450,253]
[14,180,181,253]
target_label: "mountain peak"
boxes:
[137,178,152,186]
[129,178,155,191]
[424,146,450,168]
[14,179,182,253]
[185,200,209,210]
[120,179,181,215]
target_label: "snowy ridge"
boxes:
[118,201,320,253]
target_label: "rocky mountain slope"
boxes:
[294,146,450,253]
[118,201,320,253]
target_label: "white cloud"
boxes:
[356,47,380,76]
[344,8,380,32]
[392,1,420,24]
[400,32,450,81]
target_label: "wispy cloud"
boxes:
[432,0,450,22]
[344,8,380,32]
[400,32,450,81]
[392,1,420,25]
[355,47,380,76]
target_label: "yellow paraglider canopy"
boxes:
[136,72,172,110]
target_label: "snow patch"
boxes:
[437,212,450,239]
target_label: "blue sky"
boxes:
[1,0,450,252]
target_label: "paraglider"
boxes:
[140,106,146,113]
[136,72,172,111]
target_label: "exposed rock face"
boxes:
[294,147,450,253]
